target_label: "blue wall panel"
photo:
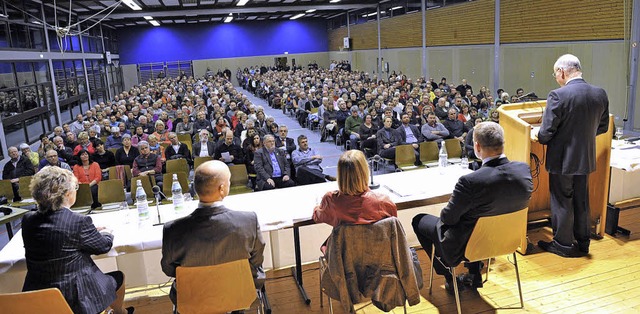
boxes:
[117,20,327,65]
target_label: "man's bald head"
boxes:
[194,160,231,202]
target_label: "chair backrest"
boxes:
[0,288,73,313]
[166,158,189,174]
[176,259,257,314]
[177,133,193,146]
[163,172,189,198]
[419,141,439,164]
[97,179,126,205]
[444,138,462,159]
[0,179,15,200]
[394,144,417,169]
[18,176,33,200]
[131,176,154,201]
[108,148,118,155]
[108,165,132,185]
[464,208,529,262]
[228,164,249,187]
[71,183,93,209]
[193,156,214,170]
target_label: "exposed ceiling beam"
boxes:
[79,3,378,19]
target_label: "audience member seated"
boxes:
[131,126,149,147]
[376,117,401,160]
[22,166,132,314]
[106,126,124,149]
[65,132,78,150]
[396,112,423,165]
[193,129,215,157]
[213,130,243,165]
[161,160,265,306]
[115,134,140,168]
[40,149,72,171]
[421,112,449,146]
[175,114,193,136]
[292,135,334,185]
[152,120,171,145]
[132,141,163,189]
[412,122,532,293]
[358,113,378,156]
[165,132,192,166]
[73,132,95,156]
[253,134,296,191]
[442,108,468,143]
[19,143,39,168]
[242,132,261,188]
[344,106,363,149]
[72,149,102,208]
[93,139,116,179]
[2,146,36,201]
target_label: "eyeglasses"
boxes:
[74,184,79,190]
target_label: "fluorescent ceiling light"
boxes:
[329,0,340,3]
[122,0,142,11]
[224,15,233,23]
[237,0,249,6]
[0,13,7,18]
[305,9,316,13]
[143,16,153,20]
[391,6,403,10]
[363,12,381,17]
[149,20,160,26]
[290,13,304,20]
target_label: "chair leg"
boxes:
[403,302,407,314]
[513,252,524,309]
[451,267,462,314]
[319,257,324,308]
[484,258,491,283]
[428,246,435,294]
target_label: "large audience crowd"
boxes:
[3,61,529,208]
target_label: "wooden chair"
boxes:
[0,288,73,313]
[419,141,440,167]
[177,133,193,146]
[176,259,260,314]
[108,148,118,155]
[108,165,132,186]
[166,158,189,175]
[131,176,155,202]
[11,176,37,207]
[395,144,419,171]
[193,156,214,170]
[0,179,15,203]
[71,183,93,211]
[97,179,126,207]
[228,164,253,195]
[162,172,190,199]
[444,138,463,163]
[429,208,528,314]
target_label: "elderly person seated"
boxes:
[253,134,296,191]
[2,146,36,201]
[22,166,133,314]
[72,149,102,208]
[132,140,163,188]
[106,126,124,149]
[40,149,72,171]
[131,126,149,147]
[152,120,171,145]
[73,131,95,156]
[19,143,39,168]
[115,134,140,168]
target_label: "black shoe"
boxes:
[576,241,590,254]
[444,275,455,295]
[457,272,483,289]
[538,240,584,258]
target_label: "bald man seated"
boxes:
[161,160,266,306]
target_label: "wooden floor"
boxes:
[124,206,640,313]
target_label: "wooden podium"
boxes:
[498,101,613,236]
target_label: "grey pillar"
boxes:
[422,0,428,79]
[627,0,639,131]
[377,5,382,78]
[493,0,501,98]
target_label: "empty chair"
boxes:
[419,141,439,167]
[166,158,189,174]
[395,144,419,171]
[0,179,15,203]
[108,165,132,189]
[97,179,126,207]
[177,133,193,146]
[176,259,262,314]
[444,138,463,162]
[228,164,253,195]
[429,208,528,314]
[193,156,214,170]
[0,288,73,313]
[131,176,155,202]
[71,183,93,211]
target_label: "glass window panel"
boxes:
[3,120,26,149]
[78,79,86,95]
[69,78,78,96]
[29,27,44,50]
[65,60,74,78]
[15,62,34,86]
[75,60,84,77]
[25,115,44,142]
[57,79,68,100]
[34,62,49,83]
[69,35,81,52]
[0,62,16,88]
[81,35,90,52]
[20,86,38,111]
[48,30,60,51]
[9,23,29,49]
[52,61,65,80]
[0,22,9,48]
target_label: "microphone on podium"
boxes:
[368,155,381,190]
[152,185,164,226]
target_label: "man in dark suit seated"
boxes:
[2,146,36,201]
[254,134,296,191]
[161,160,265,306]
[412,122,533,293]
[164,132,193,166]
[192,129,215,158]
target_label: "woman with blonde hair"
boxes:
[313,150,397,227]
[22,166,133,314]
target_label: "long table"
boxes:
[0,165,469,293]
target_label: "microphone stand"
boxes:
[368,155,380,190]
[153,188,166,226]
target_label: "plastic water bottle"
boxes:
[135,180,149,221]
[438,143,448,174]
[171,174,184,213]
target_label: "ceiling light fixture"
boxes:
[329,0,341,3]
[390,6,403,10]
[290,13,305,20]
[224,13,233,23]
[0,13,7,18]
[237,0,249,6]
[306,9,316,13]
[122,0,142,11]
[149,20,160,26]
[143,16,153,20]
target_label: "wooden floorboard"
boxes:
[124,225,640,314]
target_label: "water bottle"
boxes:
[171,174,184,213]
[438,143,448,174]
[135,180,149,221]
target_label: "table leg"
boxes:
[5,222,13,239]
[292,225,311,304]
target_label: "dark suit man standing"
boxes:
[254,134,296,191]
[161,160,265,305]
[412,122,532,292]
[536,54,609,257]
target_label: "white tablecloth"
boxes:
[0,166,468,292]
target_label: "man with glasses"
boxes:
[40,150,72,171]
[165,132,192,165]
[254,135,296,191]
[536,54,610,258]
[2,146,36,201]
[132,141,163,188]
